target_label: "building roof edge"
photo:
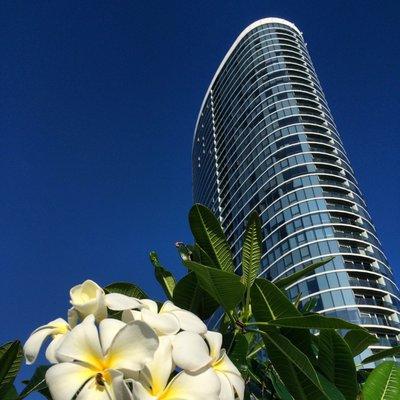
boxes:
[192,18,301,150]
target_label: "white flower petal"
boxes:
[164,368,221,400]
[172,331,212,372]
[24,327,53,364]
[146,336,174,395]
[99,319,126,354]
[214,350,241,375]
[70,280,107,321]
[172,309,207,334]
[141,299,159,314]
[121,309,142,323]
[131,381,155,400]
[205,331,223,363]
[24,318,69,365]
[68,308,79,328]
[75,370,132,400]
[214,351,244,400]
[224,371,244,400]
[45,334,68,364]
[46,362,94,400]
[108,320,159,372]
[105,293,143,311]
[56,315,103,369]
[216,372,235,400]
[142,308,180,335]
[161,302,206,334]
[108,370,133,400]
[75,378,110,400]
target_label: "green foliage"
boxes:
[0,341,23,398]
[20,366,51,399]
[10,204,400,399]
[173,272,218,320]
[274,257,334,289]
[362,361,400,400]
[241,211,262,289]
[268,314,365,331]
[188,204,234,272]
[104,281,147,299]
[184,260,245,312]
[3,386,18,400]
[149,251,176,300]
[317,330,358,400]
[362,346,400,364]
[251,278,301,321]
[344,330,378,357]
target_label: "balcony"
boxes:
[349,278,387,291]
[344,261,380,273]
[360,316,400,330]
[319,176,347,185]
[317,167,344,176]
[326,203,356,213]
[334,230,366,241]
[323,191,353,201]
[374,337,400,347]
[313,156,341,165]
[355,297,395,310]
[330,216,363,228]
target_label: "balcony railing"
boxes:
[323,192,353,201]
[355,297,395,310]
[349,278,387,291]
[327,203,356,213]
[335,231,366,241]
[360,316,400,330]
[330,216,362,227]
[374,337,400,347]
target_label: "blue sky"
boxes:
[1,0,399,392]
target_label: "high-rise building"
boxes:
[192,18,400,357]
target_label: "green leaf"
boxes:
[260,328,327,400]
[224,333,248,373]
[251,279,316,361]
[362,361,400,400]
[317,373,346,400]
[104,282,147,299]
[191,244,216,267]
[19,365,50,399]
[269,314,364,331]
[3,386,18,400]
[149,251,176,300]
[251,278,301,322]
[172,272,218,320]
[344,330,378,357]
[300,297,318,314]
[362,346,400,364]
[268,368,295,400]
[241,211,262,289]
[188,204,234,272]
[317,330,358,400]
[274,257,334,289]
[0,341,23,398]
[184,260,245,312]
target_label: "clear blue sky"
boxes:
[1,0,399,391]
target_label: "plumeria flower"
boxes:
[171,331,244,400]
[24,318,70,364]
[68,280,143,326]
[131,335,221,400]
[45,314,159,400]
[122,299,207,336]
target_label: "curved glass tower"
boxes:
[192,18,400,357]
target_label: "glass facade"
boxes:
[192,18,400,359]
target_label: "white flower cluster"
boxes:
[24,280,244,400]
